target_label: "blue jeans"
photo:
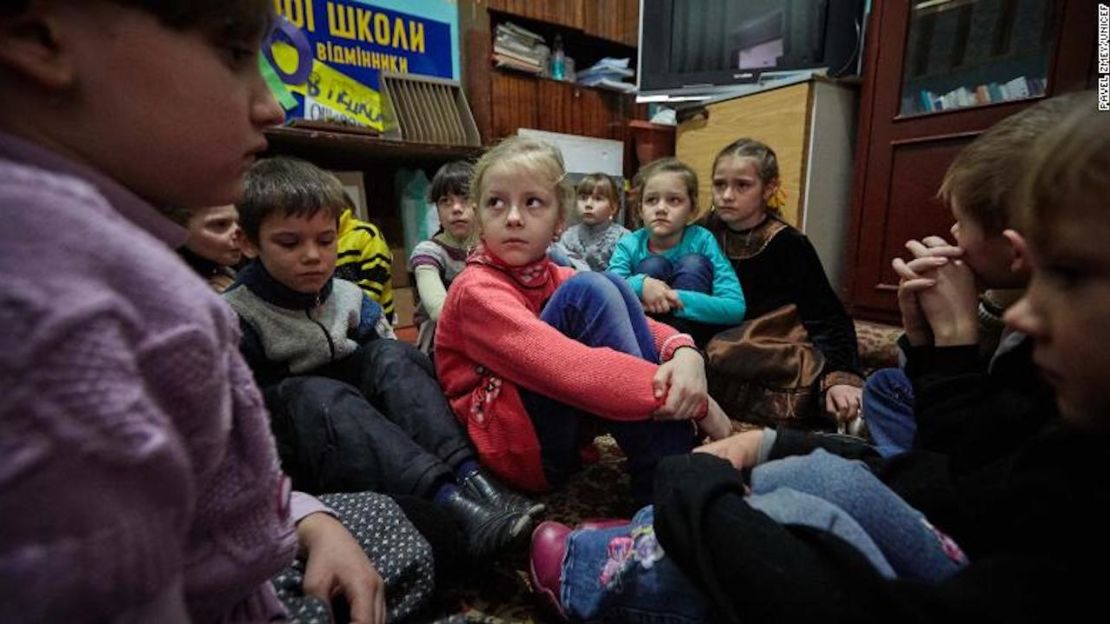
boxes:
[562,506,711,623]
[861,368,916,457]
[560,480,905,622]
[751,449,967,583]
[635,253,714,294]
[634,254,723,347]
[520,272,697,504]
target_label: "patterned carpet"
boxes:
[426,435,638,623]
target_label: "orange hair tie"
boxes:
[766,187,787,211]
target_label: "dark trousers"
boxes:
[635,253,730,347]
[266,339,473,498]
[521,272,697,505]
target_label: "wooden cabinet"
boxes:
[486,0,639,45]
[676,77,860,292]
[460,0,645,176]
[489,71,634,141]
[846,0,1096,323]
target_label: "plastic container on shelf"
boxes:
[550,34,566,80]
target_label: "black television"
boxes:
[637,0,866,99]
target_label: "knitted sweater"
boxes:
[607,224,746,326]
[224,261,391,388]
[435,248,696,491]
[0,132,324,623]
[560,220,630,272]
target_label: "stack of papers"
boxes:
[494,22,549,75]
[576,57,636,92]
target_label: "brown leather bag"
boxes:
[706,304,826,427]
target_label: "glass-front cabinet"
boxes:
[899,0,1057,116]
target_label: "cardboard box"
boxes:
[393,286,416,329]
[391,247,410,288]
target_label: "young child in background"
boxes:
[863,95,1078,458]
[703,138,864,430]
[409,161,477,354]
[532,95,1110,624]
[607,157,746,347]
[560,172,630,272]
[0,2,412,621]
[172,203,243,292]
[435,137,732,505]
[226,157,540,561]
[335,199,395,323]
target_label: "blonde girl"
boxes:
[607,157,746,347]
[434,137,730,502]
[559,172,631,271]
[704,138,863,428]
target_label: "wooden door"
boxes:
[847,0,1094,323]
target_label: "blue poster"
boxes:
[264,0,458,130]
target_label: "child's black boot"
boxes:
[460,468,547,518]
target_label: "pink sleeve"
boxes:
[291,491,334,523]
[455,274,664,420]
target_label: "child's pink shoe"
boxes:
[529,521,571,621]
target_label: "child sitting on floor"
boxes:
[559,172,630,272]
[531,93,1110,624]
[434,137,732,505]
[0,1,428,621]
[862,94,1081,458]
[702,138,864,430]
[607,157,746,347]
[171,203,243,292]
[409,161,477,354]
[225,156,541,561]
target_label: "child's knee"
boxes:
[633,255,673,279]
[563,271,621,300]
[674,253,712,275]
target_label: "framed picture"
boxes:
[330,170,368,221]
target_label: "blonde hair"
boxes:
[470,136,574,223]
[1017,92,1107,247]
[635,157,702,222]
[940,93,1086,234]
[711,138,785,216]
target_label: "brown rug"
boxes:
[427,435,638,623]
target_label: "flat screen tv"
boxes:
[637,0,866,99]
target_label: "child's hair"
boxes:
[711,138,784,216]
[164,204,195,227]
[470,136,574,222]
[635,157,701,222]
[1018,92,1106,246]
[939,92,1086,234]
[576,173,620,206]
[429,160,474,203]
[238,157,348,243]
[1,1,274,41]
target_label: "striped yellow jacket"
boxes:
[335,209,394,320]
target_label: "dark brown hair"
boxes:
[238,157,348,243]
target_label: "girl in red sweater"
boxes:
[435,137,730,503]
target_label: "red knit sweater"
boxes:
[435,250,695,491]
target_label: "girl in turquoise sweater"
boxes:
[608,158,746,346]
